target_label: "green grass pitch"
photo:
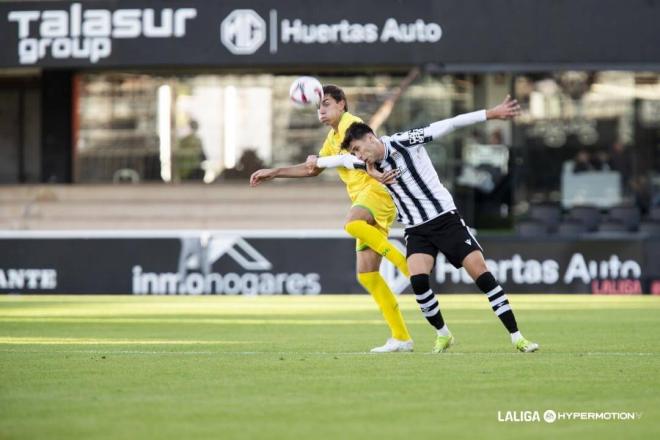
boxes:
[1,295,658,440]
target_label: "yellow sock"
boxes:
[345,220,410,277]
[358,272,411,341]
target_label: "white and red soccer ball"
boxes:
[289,76,323,108]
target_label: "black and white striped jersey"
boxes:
[376,110,486,228]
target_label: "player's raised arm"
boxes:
[391,95,521,146]
[486,95,521,120]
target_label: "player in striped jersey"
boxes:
[250,85,413,353]
[308,96,539,353]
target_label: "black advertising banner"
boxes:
[1,233,359,295]
[436,237,647,294]
[643,238,660,295]
[0,0,659,69]
[0,231,656,295]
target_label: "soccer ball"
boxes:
[289,76,323,108]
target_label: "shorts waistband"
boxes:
[404,210,456,233]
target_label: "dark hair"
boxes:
[322,84,348,112]
[340,122,374,151]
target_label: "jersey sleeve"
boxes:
[389,110,487,147]
[317,154,366,170]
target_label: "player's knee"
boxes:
[356,271,378,290]
[344,219,363,238]
[410,274,430,295]
[463,250,489,279]
[344,220,354,234]
[468,263,489,280]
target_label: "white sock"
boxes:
[436,325,451,337]
[511,331,522,343]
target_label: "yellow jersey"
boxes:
[318,112,390,203]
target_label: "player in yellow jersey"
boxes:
[250,85,413,352]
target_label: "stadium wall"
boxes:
[1,230,658,295]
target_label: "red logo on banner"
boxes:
[591,279,642,295]
[651,281,660,295]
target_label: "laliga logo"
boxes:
[220,9,266,55]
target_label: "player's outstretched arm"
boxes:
[393,111,486,144]
[486,95,521,120]
[431,94,520,138]
[249,163,323,187]
[308,155,398,185]
[394,95,521,145]
[307,154,366,171]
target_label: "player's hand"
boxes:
[366,163,399,185]
[486,95,521,120]
[380,168,400,184]
[305,155,319,175]
[249,169,276,186]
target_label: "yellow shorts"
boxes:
[352,185,397,251]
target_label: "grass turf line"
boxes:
[0,295,658,440]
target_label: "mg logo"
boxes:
[220,9,266,55]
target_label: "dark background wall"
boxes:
[40,70,72,183]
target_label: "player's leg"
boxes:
[344,193,410,277]
[406,234,454,353]
[462,250,539,353]
[356,247,412,352]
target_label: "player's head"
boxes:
[318,85,347,126]
[341,122,383,163]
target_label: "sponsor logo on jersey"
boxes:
[407,128,426,145]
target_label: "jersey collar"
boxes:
[379,136,390,163]
[333,112,350,135]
